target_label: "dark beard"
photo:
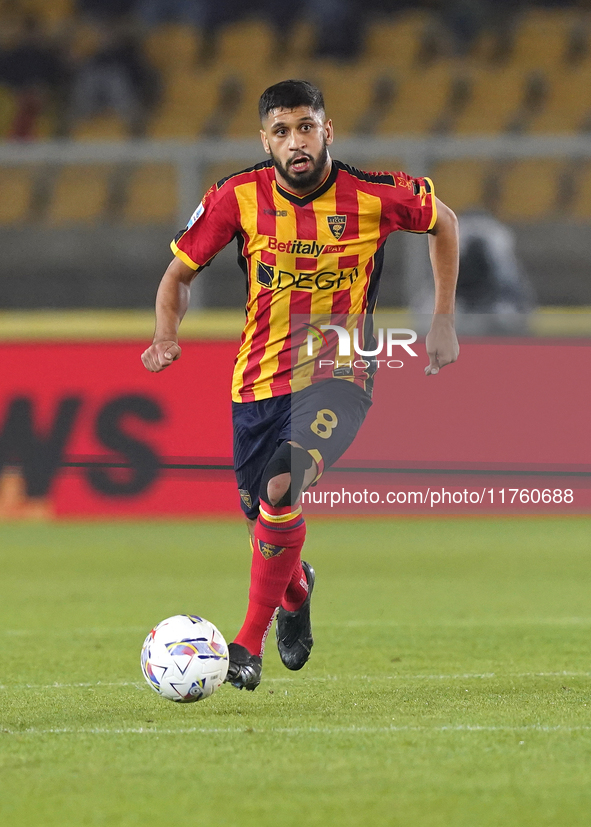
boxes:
[270,141,330,192]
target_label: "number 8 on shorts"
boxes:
[310,409,338,439]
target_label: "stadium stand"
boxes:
[45,164,113,225]
[0,84,17,138]
[0,165,33,223]
[142,23,200,75]
[221,71,271,138]
[363,11,429,68]
[3,1,591,242]
[66,20,102,61]
[378,62,456,135]
[452,66,531,135]
[569,161,591,220]
[362,158,404,175]
[201,161,245,192]
[313,63,392,135]
[430,159,492,215]
[508,7,578,70]
[216,19,276,71]
[71,112,129,140]
[122,162,177,224]
[526,66,591,134]
[146,67,222,138]
[288,21,316,63]
[495,158,566,222]
[8,0,74,32]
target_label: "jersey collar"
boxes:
[274,161,338,207]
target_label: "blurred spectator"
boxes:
[307,0,366,60]
[430,0,524,61]
[0,17,68,139]
[68,27,160,136]
[259,0,366,62]
[134,0,247,65]
[134,0,208,27]
[259,0,298,61]
[455,210,536,333]
[77,0,137,23]
[436,0,491,56]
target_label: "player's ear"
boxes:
[324,118,334,146]
[260,129,271,155]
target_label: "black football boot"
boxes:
[276,561,315,670]
[225,642,262,691]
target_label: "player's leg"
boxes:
[256,439,318,634]
[240,454,316,631]
[227,396,298,690]
[245,517,256,543]
[273,379,373,668]
[227,381,371,689]
[230,442,316,676]
[264,440,318,670]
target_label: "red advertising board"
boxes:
[0,339,589,518]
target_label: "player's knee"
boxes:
[259,442,313,508]
[265,471,291,506]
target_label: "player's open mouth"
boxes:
[289,155,312,172]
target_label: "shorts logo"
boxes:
[239,489,252,509]
[258,541,286,559]
[327,215,347,239]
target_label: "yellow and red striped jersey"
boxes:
[171,160,436,403]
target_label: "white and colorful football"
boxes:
[141,614,229,702]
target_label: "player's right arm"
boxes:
[141,256,196,372]
[141,178,241,372]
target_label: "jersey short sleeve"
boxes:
[170,181,240,270]
[382,171,437,234]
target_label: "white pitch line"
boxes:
[5,619,591,637]
[4,627,151,637]
[1,672,590,691]
[0,681,147,690]
[315,618,591,627]
[3,724,591,736]
[266,671,591,682]
[268,671,591,682]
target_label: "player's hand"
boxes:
[425,315,459,376]
[141,340,182,372]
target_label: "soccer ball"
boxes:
[141,614,229,702]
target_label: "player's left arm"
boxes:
[425,197,460,376]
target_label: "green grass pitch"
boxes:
[1,516,591,827]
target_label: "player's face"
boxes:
[260,106,333,193]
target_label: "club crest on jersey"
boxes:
[258,541,286,559]
[327,215,347,239]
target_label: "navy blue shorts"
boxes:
[232,379,372,519]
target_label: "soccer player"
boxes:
[141,79,459,691]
